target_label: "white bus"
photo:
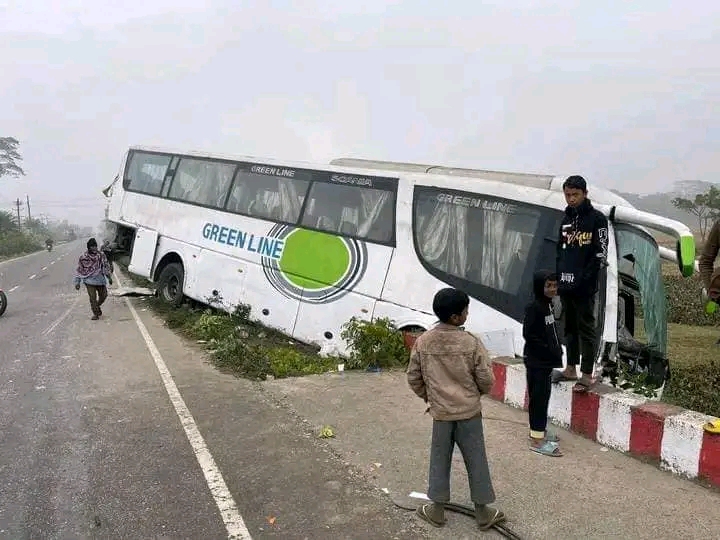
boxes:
[103,147,696,388]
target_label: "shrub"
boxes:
[665,275,720,327]
[265,347,336,378]
[211,338,270,380]
[663,359,720,418]
[0,231,42,258]
[192,311,236,342]
[340,316,409,370]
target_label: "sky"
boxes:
[1,0,718,227]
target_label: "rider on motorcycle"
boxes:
[46,238,53,249]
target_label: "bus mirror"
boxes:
[676,235,695,278]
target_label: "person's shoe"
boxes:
[98,308,102,316]
[91,314,99,320]
[475,504,506,530]
[416,502,446,527]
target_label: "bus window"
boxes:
[299,182,395,244]
[125,152,173,196]
[167,158,236,209]
[226,169,310,223]
[413,186,548,320]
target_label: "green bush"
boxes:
[0,231,42,258]
[265,347,336,378]
[192,311,236,342]
[663,359,720,418]
[340,316,409,370]
[665,275,720,327]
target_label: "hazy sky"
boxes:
[1,1,718,226]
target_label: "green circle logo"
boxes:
[262,224,367,304]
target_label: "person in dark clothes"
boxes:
[407,288,505,531]
[74,238,113,320]
[554,175,609,393]
[523,270,564,457]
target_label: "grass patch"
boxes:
[119,265,335,380]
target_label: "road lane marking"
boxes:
[42,296,80,337]
[42,266,47,270]
[29,274,36,280]
[50,261,55,265]
[8,286,18,292]
[116,272,251,540]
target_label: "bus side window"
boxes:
[225,170,309,223]
[167,158,236,209]
[299,182,395,244]
[125,152,173,196]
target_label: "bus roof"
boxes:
[329,157,638,210]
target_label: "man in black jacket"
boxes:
[554,175,609,392]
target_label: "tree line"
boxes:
[0,136,90,257]
[671,185,720,242]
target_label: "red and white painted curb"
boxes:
[489,358,720,488]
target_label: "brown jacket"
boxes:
[699,220,720,292]
[406,323,495,421]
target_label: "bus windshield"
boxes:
[615,225,668,356]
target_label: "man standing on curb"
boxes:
[696,219,720,434]
[553,175,609,393]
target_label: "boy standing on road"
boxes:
[523,270,564,457]
[407,288,505,531]
[74,238,113,320]
[554,175,609,393]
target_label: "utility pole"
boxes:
[26,195,31,222]
[14,198,22,228]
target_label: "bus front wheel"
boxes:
[157,263,185,307]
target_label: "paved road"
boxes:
[0,242,426,540]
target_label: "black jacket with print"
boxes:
[555,199,609,297]
[523,270,563,369]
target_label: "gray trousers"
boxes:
[427,414,496,505]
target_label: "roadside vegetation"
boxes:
[120,261,718,418]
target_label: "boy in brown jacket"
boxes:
[407,287,505,530]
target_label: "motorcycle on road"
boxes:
[0,274,6,317]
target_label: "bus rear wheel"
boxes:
[156,263,185,307]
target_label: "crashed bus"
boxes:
[103,147,696,392]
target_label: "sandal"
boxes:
[552,370,578,384]
[530,440,564,457]
[416,504,445,528]
[704,420,720,434]
[477,507,506,531]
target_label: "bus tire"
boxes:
[156,262,185,307]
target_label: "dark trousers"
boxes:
[427,415,495,506]
[562,294,598,375]
[525,364,552,436]
[86,284,108,316]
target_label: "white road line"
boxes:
[50,261,55,265]
[42,266,47,270]
[8,286,19,293]
[116,273,251,540]
[42,296,80,337]
[29,274,36,280]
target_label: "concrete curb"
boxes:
[489,358,720,488]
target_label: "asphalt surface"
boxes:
[0,242,427,540]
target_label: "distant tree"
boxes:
[671,185,720,241]
[0,210,17,233]
[0,137,26,179]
